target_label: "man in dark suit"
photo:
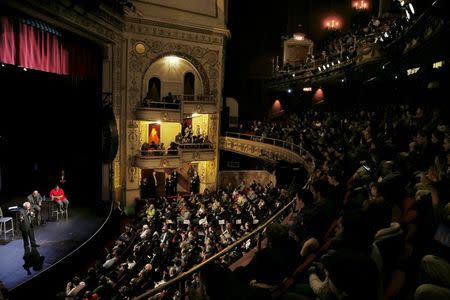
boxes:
[190,172,200,194]
[149,171,158,197]
[171,170,178,195]
[19,202,39,249]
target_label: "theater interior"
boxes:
[0,0,449,299]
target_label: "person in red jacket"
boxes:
[50,184,69,213]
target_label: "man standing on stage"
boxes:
[19,202,39,249]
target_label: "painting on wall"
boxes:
[149,124,160,145]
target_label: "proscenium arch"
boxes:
[142,52,211,100]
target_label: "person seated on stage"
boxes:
[27,190,43,222]
[50,184,69,213]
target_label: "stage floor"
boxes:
[0,206,104,290]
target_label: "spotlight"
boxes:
[327,64,330,68]
[1,64,4,67]
[23,67,27,71]
[409,3,415,14]
[292,73,296,77]
[337,60,341,64]
[287,88,292,94]
[331,62,335,66]
[346,56,349,60]
[341,78,345,83]
[318,66,322,71]
[323,65,327,69]
[395,75,398,79]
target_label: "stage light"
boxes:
[323,64,326,69]
[1,64,4,67]
[384,32,389,38]
[292,73,296,77]
[331,62,335,66]
[303,87,312,92]
[287,88,292,94]
[327,64,330,68]
[341,78,345,82]
[405,10,410,20]
[23,67,27,71]
[318,66,322,71]
[409,3,415,14]
[395,75,398,79]
[337,60,341,64]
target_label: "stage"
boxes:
[0,205,105,291]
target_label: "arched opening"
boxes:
[142,55,206,101]
[147,77,161,101]
[184,72,195,96]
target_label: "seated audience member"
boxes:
[50,184,69,213]
[27,190,43,221]
[238,223,299,287]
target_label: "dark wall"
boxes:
[0,65,102,204]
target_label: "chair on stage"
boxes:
[0,207,14,240]
[51,202,69,221]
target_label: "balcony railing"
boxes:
[224,131,315,167]
[140,99,181,110]
[175,94,216,103]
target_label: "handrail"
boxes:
[225,131,315,168]
[133,197,295,300]
[137,143,214,158]
[140,100,181,110]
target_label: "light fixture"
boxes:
[337,60,340,64]
[23,67,27,71]
[292,73,296,77]
[318,66,322,71]
[287,88,292,94]
[303,87,312,92]
[327,64,330,68]
[331,62,335,66]
[409,3,415,14]
[1,64,4,67]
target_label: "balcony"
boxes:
[134,143,215,169]
[178,94,217,115]
[135,100,182,122]
[135,94,217,122]
[220,132,315,174]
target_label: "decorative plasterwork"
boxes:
[125,21,225,46]
[127,38,221,115]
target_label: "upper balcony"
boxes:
[135,94,217,122]
[134,142,215,169]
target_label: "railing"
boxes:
[225,131,315,167]
[138,149,180,157]
[176,94,216,103]
[137,143,214,158]
[133,197,296,300]
[140,99,181,110]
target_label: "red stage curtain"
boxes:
[0,16,15,65]
[0,16,98,79]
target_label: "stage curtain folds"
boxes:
[0,16,98,79]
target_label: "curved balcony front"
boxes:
[135,101,182,122]
[135,143,215,169]
[219,132,315,175]
[180,94,217,115]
